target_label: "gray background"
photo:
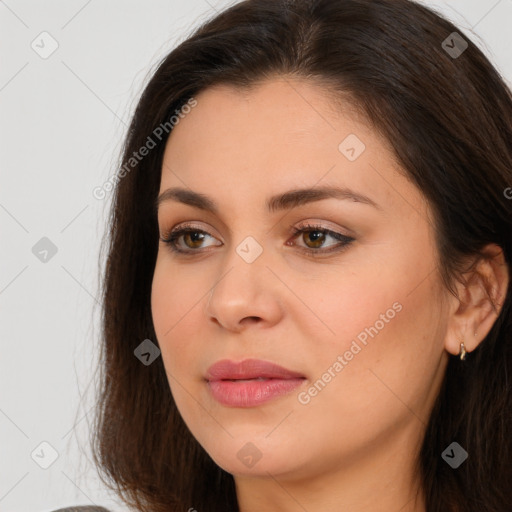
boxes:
[1,1,510,511]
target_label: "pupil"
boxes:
[306,230,324,247]
[186,232,204,247]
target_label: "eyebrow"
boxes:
[154,185,382,214]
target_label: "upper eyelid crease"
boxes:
[154,185,382,215]
[161,223,354,255]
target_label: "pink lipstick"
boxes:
[205,358,306,407]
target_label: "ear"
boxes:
[444,244,509,357]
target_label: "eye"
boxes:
[159,223,221,253]
[288,223,355,256]
[159,221,355,257]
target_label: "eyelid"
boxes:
[159,219,351,243]
[160,220,355,256]
[162,221,220,241]
[287,218,355,237]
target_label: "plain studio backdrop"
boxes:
[0,1,510,511]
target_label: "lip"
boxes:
[206,358,305,381]
[205,358,306,407]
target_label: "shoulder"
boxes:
[49,507,112,512]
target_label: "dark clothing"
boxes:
[50,507,111,512]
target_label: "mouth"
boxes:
[205,359,306,407]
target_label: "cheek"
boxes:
[289,283,442,460]
[293,262,409,362]
[300,238,442,396]
[150,260,201,370]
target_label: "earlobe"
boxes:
[444,244,510,358]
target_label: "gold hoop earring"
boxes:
[459,341,467,361]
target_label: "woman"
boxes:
[87,0,512,511]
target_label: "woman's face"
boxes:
[151,78,452,482]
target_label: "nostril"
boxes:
[242,316,261,324]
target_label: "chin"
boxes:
[198,431,306,478]
[211,450,296,478]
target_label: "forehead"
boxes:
[158,77,425,219]
[165,78,366,150]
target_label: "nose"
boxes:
[204,243,284,332]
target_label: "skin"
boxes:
[151,77,508,512]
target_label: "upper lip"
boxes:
[206,358,305,381]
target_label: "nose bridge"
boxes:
[206,229,283,325]
[214,232,269,297]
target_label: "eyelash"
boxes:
[160,222,355,257]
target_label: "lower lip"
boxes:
[207,378,305,407]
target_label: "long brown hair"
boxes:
[91,1,512,510]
